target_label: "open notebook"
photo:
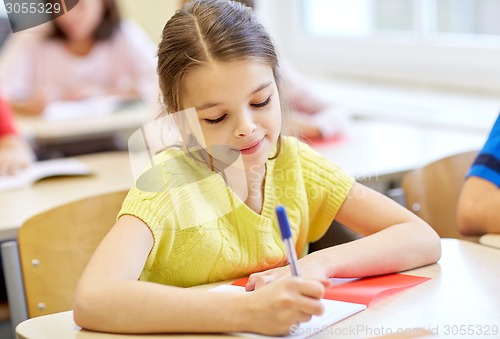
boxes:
[42,96,123,121]
[211,273,431,339]
[0,158,92,192]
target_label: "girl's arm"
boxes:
[74,215,325,335]
[247,182,441,289]
[308,182,441,278]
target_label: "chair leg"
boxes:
[1,241,28,336]
[386,187,406,206]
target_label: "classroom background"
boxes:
[2,0,500,149]
[1,0,500,338]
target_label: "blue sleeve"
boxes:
[467,114,500,187]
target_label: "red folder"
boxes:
[232,273,430,307]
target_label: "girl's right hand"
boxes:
[240,277,325,336]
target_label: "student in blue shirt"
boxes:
[457,114,500,235]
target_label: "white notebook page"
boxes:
[210,284,366,339]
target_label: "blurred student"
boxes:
[178,0,350,141]
[0,94,33,175]
[0,0,157,116]
[457,114,500,235]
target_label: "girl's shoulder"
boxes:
[279,135,301,155]
[272,136,312,171]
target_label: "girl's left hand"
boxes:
[245,255,330,291]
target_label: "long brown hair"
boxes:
[47,0,121,41]
[178,0,255,10]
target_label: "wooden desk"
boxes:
[313,120,486,186]
[0,152,133,241]
[15,239,500,339]
[479,234,500,249]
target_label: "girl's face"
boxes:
[54,0,105,42]
[181,60,282,172]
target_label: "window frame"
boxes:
[258,0,500,93]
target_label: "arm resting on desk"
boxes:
[302,184,441,277]
[457,177,500,236]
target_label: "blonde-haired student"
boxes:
[74,0,440,336]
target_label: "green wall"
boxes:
[117,0,177,44]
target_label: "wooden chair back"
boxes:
[402,150,479,241]
[17,190,128,318]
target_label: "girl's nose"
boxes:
[234,111,257,137]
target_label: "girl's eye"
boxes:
[205,114,227,124]
[251,96,271,108]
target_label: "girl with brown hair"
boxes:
[74,0,440,335]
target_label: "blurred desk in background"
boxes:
[15,100,152,159]
[313,120,487,192]
[479,234,500,249]
[0,152,133,241]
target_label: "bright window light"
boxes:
[304,0,373,37]
[303,0,500,38]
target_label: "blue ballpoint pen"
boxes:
[275,205,302,276]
